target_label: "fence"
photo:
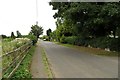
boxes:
[0,36,2,79]
[1,41,32,78]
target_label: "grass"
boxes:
[41,47,54,79]
[55,42,119,57]
[2,38,31,75]
[2,38,30,54]
[11,46,35,78]
[0,40,2,56]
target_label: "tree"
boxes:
[49,2,120,51]
[46,28,52,36]
[50,2,120,38]
[46,28,52,41]
[16,30,22,38]
[50,30,57,41]
[1,35,7,38]
[30,25,43,38]
[11,32,15,39]
[27,34,37,45]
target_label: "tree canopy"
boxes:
[49,2,120,38]
[49,2,120,51]
[30,25,43,38]
[16,30,22,38]
[11,32,16,39]
[46,28,52,37]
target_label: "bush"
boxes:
[88,37,109,49]
[108,38,120,51]
[59,35,120,52]
[60,36,89,46]
[27,35,37,45]
[60,35,66,43]
[71,36,90,46]
[88,37,120,51]
[65,36,77,45]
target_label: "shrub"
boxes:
[108,38,120,51]
[88,37,120,51]
[59,35,120,52]
[27,35,37,45]
[65,36,77,45]
[2,38,30,54]
[74,36,90,46]
[88,37,109,49]
[60,35,66,43]
[61,36,89,46]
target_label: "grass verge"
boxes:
[55,42,119,57]
[11,46,35,78]
[41,47,54,79]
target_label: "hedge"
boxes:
[60,36,120,52]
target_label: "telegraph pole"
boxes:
[36,0,38,25]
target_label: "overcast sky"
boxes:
[0,0,57,36]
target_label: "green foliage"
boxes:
[50,31,57,41]
[41,35,49,41]
[50,2,120,37]
[2,38,30,54]
[30,25,43,38]
[89,37,109,49]
[50,2,120,52]
[60,35,66,43]
[27,35,37,45]
[63,36,120,51]
[108,38,120,51]
[46,28,52,36]
[1,34,7,38]
[11,46,35,78]
[65,36,77,45]
[46,28,52,41]
[89,37,120,51]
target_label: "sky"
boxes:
[0,0,57,36]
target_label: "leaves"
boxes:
[30,25,43,38]
[50,2,120,38]
[49,2,120,51]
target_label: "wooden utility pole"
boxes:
[36,0,38,25]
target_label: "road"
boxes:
[40,40,118,78]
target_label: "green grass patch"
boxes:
[11,46,35,78]
[41,47,54,79]
[55,42,119,57]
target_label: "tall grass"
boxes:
[2,38,30,54]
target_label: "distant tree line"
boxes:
[1,30,22,39]
[1,24,43,45]
[49,2,120,51]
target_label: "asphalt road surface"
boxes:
[40,40,118,78]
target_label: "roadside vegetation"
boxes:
[56,42,118,57]
[1,24,43,78]
[41,47,54,79]
[11,46,35,78]
[41,2,120,56]
[0,36,2,56]
[2,38,30,54]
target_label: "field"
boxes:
[2,38,30,55]
[1,38,31,78]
